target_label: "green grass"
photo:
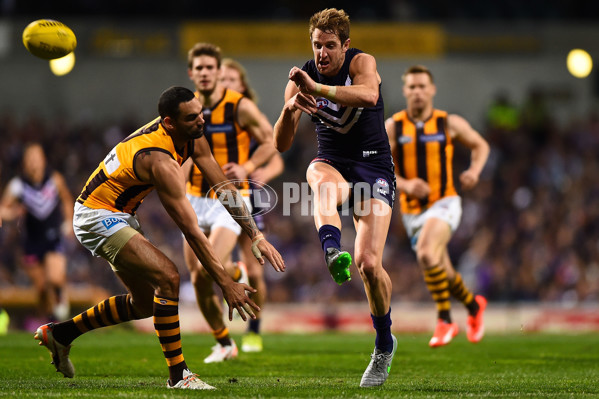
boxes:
[1,329,598,398]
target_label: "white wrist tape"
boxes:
[251,234,265,258]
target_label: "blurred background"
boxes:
[1,1,598,333]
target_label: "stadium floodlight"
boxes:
[567,49,593,79]
[49,51,75,76]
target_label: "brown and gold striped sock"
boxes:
[423,265,452,323]
[154,295,187,384]
[212,326,232,346]
[52,293,140,346]
[449,273,479,316]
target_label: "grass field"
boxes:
[1,328,598,398]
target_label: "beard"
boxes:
[189,124,204,139]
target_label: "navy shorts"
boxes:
[23,235,64,264]
[310,153,396,209]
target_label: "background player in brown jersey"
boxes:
[185,43,277,363]
[220,57,285,353]
[33,86,285,390]
[386,65,490,347]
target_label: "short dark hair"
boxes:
[187,42,222,69]
[309,8,350,45]
[402,65,435,83]
[158,86,195,119]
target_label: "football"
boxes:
[22,19,77,60]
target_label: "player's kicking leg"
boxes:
[308,161,353,285]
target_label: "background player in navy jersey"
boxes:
[386,65,490,347]
[220,58,285,353]
[1,142,74,323]
[273,8,397,387]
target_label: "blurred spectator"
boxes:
[520,86,551,146]
[486,91,520,132]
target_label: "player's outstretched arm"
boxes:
[137,149,260,321]
[251,151,284,185]
[223,99,276,180]
[191,137,286,272]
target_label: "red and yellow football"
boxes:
[22,19,77,60]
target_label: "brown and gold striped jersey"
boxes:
[187,89,250,198]
[391,109,457,214]
[77,117,194,214]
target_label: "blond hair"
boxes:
[309,8,350,45]
[221,58,258,103]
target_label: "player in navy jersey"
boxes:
[1,143,74,322]
[273,8,397,387]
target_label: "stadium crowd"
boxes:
[1,88,598,326]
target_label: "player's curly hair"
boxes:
[187,42,222,69]
[309,8,350,45]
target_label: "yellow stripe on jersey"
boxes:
[392,109,457,215]
[187,89,250,198]
[77,117,193,214]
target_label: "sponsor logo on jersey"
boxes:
[363,150,378,158]
[101,217,127,229]
[398,136,412,144]
[419,133,446,143]
[205,123,235,134]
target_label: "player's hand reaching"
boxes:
[221,281,260,321]
[459,169,479,191]
[289,66,316,94]
[222,162,248,181]
[287,92,318,116]
[404,178,430,199]
[250,234,285,272]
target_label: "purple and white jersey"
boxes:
[301,48,390,160]
[7,170,63,240]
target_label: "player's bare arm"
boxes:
[289,53,380,108]
[273,80,313,152]
[251,152,284,185]
[0,181,23,222]
[136,149,260,321]
[448,114,490,191]
[192,137,286,272]
[385,116,430,199]
[222,98,276,180]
